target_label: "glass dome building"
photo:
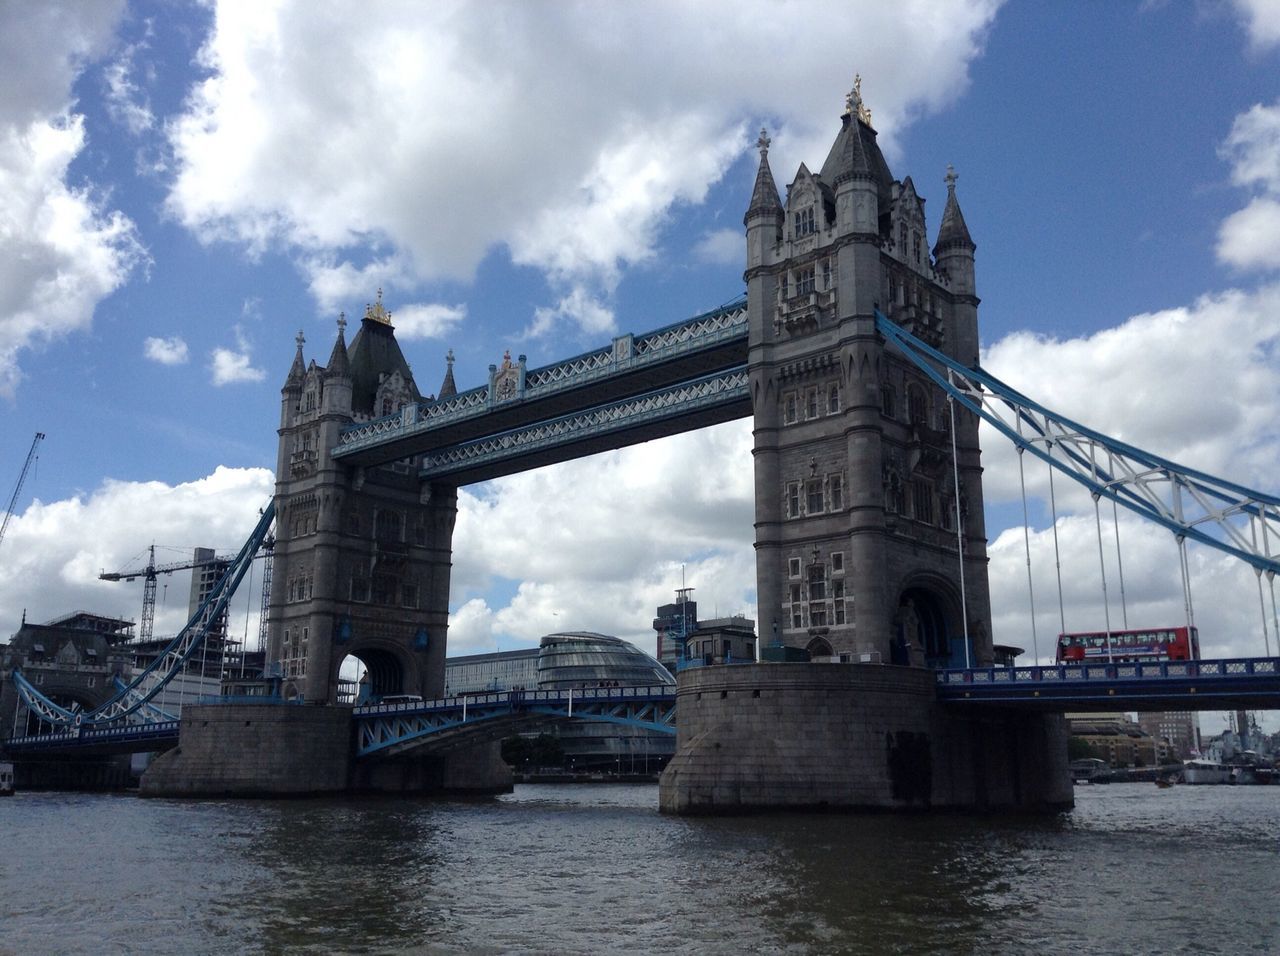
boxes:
[536,631,675,689]
[535,632,674,772]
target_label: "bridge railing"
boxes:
[937,657,1280,685]
[352,683,676,717]
[4,719,181,750]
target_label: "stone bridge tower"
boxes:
[267,293,457,704]
[746,81,993,669]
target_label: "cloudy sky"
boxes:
[3,1,1280,734]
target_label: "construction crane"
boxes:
[100,546,236,642]
[0,432,44,554]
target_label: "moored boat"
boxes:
[1182,759,1232,784]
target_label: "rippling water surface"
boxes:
[2,783,1278,955]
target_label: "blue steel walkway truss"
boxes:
[354,685,676,758]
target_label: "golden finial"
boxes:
[364,288,392,325]
[844,74,873,126]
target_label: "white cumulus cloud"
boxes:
[1217,100,1280,272]
[165,0,1002,331]
[0,466,274,638]
[1232,0,1280,50]
[692,228,742,266]
[391,302,466,341]
[143,335,189,365]
[210,326,265,385]
[0,2,147,398]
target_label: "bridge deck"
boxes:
[936,657,1280,711]
[3,720,181,755]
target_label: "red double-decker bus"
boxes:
[1056,626,1200,663]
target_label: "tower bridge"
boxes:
[7,79,1280,809]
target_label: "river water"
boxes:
[1,782,1277,955]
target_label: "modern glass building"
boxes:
[443,632,675,772]
[535,631,674,688]
[444,647,539,695]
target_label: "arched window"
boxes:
[806,637,833,658]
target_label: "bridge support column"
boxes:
[658,664,1071,814]
[138,703,512,797]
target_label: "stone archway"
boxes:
[337,645,411,704]
[894,581,966,669]
[806,636,834,660]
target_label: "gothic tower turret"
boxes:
[746,77,992,669]
[267,294,456,705]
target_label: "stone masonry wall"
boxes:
[140,703,352,797]
[659,663,1072,814]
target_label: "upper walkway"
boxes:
[332,299,748,476]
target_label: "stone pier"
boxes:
[659,663,1072,813]
[139,703,511,797]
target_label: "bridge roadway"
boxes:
[8,659,1280,759]
[936,656,1280,711]
[331,299,749,479]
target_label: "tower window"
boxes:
[788,557,801,578]
[831,552,844,574]
[787,483,801,519]
[806,388,819,420]
[794,207,816,237]
[806,479,824,515]
[912,479,934,524]
[912,230,921,264]
[784,393,798,424]
[827,384,840,414]
[808,564,826,602]
[822,258,832,289]
[795,265,815,296]
[304,391,317,412]
[829,474,844,512]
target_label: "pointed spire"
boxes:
[935,164,975,253]
[744,127,783,226]
[438,349,457,398]
[284,328,306,391]
[326,312,350,378]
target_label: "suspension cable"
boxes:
[1261,519,1280,656]
[1047,442,1067,637]
[948,391,971,668]
[1093,492,1114,662]
[1017,443,1040,665]
[1177,534,1197,632]
[1251,517,1272,657]
[1109,451,1128,629]
[1270,571,1280,658]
